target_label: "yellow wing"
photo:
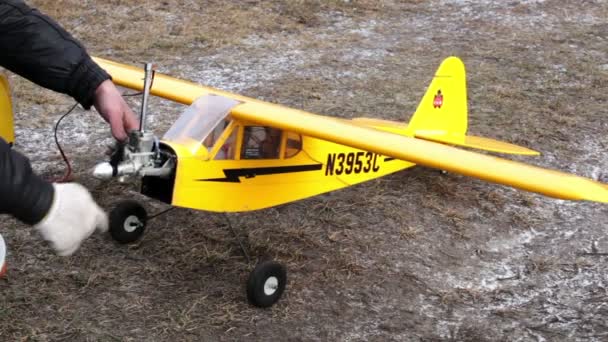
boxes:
[231,103,608,203]
[94,57,608,203]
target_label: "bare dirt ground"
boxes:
[1,0,607,341]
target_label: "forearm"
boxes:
[0,0,110,108]
[0,138,53,225]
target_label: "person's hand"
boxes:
[93,80,139,141]
[34,183,108,256]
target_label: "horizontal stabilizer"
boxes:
[415,130,540,156]
[351,117,407,135]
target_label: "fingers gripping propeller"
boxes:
[93,62,166,181]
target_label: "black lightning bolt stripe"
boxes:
[384,157,396,162]
[197,164,323,183]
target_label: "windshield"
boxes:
[163,94,241,154]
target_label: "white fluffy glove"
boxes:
[34,183,108,256]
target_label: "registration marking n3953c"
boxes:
[325,152,380,176]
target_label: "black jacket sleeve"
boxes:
[0,0,109,225]
[0,0,110,109]
[0,138,53,224]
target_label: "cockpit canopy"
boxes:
[163,94,240,155]
[162,94,302,160]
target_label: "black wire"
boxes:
[122,92,142,97]
[52,102,79,183]
[122,69,156,98]
[147,207,175,220]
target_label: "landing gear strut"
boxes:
[223,213,287,308]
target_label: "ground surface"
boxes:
[1,0,607,341]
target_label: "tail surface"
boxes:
[407,57,537,156]
[407,56,468,136]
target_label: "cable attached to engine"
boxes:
[51,102,79,183]
[52,91,143,183]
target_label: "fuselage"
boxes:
[144,118,415,212]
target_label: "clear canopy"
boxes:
[163,94,241,154]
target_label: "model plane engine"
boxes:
[92,131,174,181]
[93,63,174,182]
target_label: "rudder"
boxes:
[407,57,468,137]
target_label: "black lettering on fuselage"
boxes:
[372,153,380,172]
[344,153,355,174]
[335,153,345,175]
[325,153,336,176]
[363,152,373,172]
[354,152,364,173]
[325,152,382,176]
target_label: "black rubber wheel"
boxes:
[246,260,287,308]
[109,200,147,244]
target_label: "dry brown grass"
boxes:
[29,0,387,59]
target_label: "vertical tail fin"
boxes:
[407,57,468,137]
[406,57,539,155]
[0,74,14,144]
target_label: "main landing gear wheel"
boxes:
[109,200,148,244]
[246,260,287,308]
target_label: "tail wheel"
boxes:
[109,200,147,244]
[246,260,287,308]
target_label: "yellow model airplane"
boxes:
[87,56,607,308]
